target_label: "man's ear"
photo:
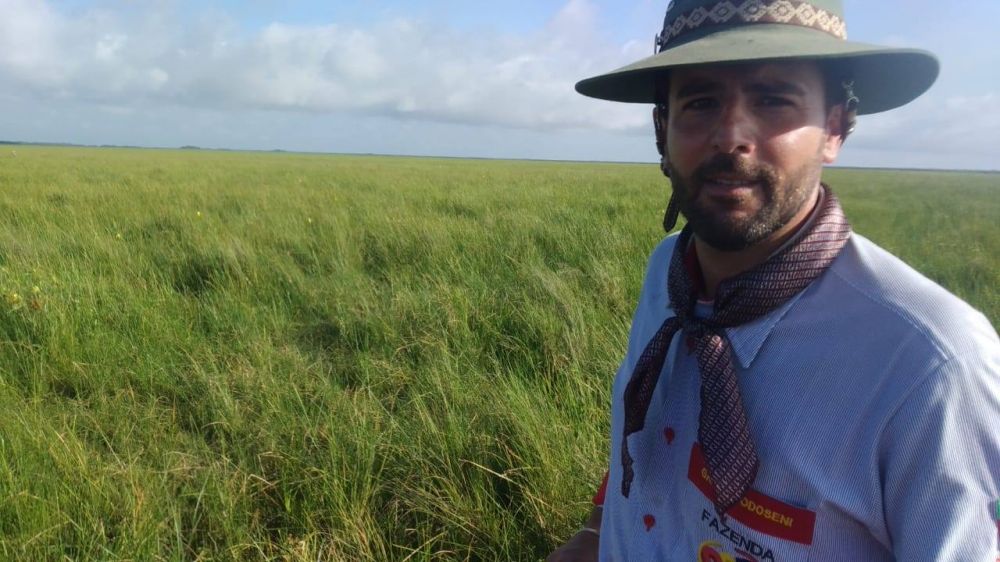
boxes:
[821,103,853,164]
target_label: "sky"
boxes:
[0,0,997,170]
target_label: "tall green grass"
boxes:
[0,147,996,560]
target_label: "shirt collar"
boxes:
[724,291,806,369]
[685,288,805,369]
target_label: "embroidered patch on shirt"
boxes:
[698,513,775,562]
[688,443,817,545]
[698,539,761,562]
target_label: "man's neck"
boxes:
[694,186,821,300]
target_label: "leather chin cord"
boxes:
[653,103,681,234]
[654,80,859,234]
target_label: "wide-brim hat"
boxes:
[576,0,938,115]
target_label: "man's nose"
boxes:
[711,101,755,155]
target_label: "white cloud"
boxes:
[95,34,128,62]
[0,0,69,87]
[848,92,1000,167]
[0,0,648,132]
[1,0,990,169]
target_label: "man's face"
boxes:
[663,61,844,251]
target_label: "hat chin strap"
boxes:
[662,193,682,234]
[653,104,683,234]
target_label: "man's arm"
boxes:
[546,472,608,561]
[882,347,1000,560]
[545,505,602,562]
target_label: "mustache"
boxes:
[693,154,778,184]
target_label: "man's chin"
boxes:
[691,230,760,252]
[685,215,774,252]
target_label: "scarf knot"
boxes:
[681,319,721,339]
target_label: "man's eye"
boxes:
[759,96,792,107]
[683,98,717,111]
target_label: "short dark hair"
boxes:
[821,60,853,108]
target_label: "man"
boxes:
[548,1,1000,560]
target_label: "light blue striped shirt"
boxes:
[599,232,1000,561]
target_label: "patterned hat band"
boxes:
[656,0,848,51]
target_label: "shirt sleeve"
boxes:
[880,345,1000,561]
[593,470,609,506]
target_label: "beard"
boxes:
[668,152,822,251]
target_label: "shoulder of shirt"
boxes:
[826,232,998,361]
[649,232,682,262]
[637,233,681,297]
[646,232,681,275]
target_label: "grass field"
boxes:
[0,146,996,560]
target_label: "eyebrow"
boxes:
[674,80,722,99]
[745,80,808,97]
[674,78,808,99]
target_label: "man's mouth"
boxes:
[703,175,760,190]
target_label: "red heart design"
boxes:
[664,427,676,445]
[643,514,656,532]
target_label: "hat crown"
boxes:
[658,0,847,51]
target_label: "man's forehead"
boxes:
[668,61,824,92]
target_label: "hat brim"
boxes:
[575,24,938,115]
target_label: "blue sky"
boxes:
[0,0,997,169]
